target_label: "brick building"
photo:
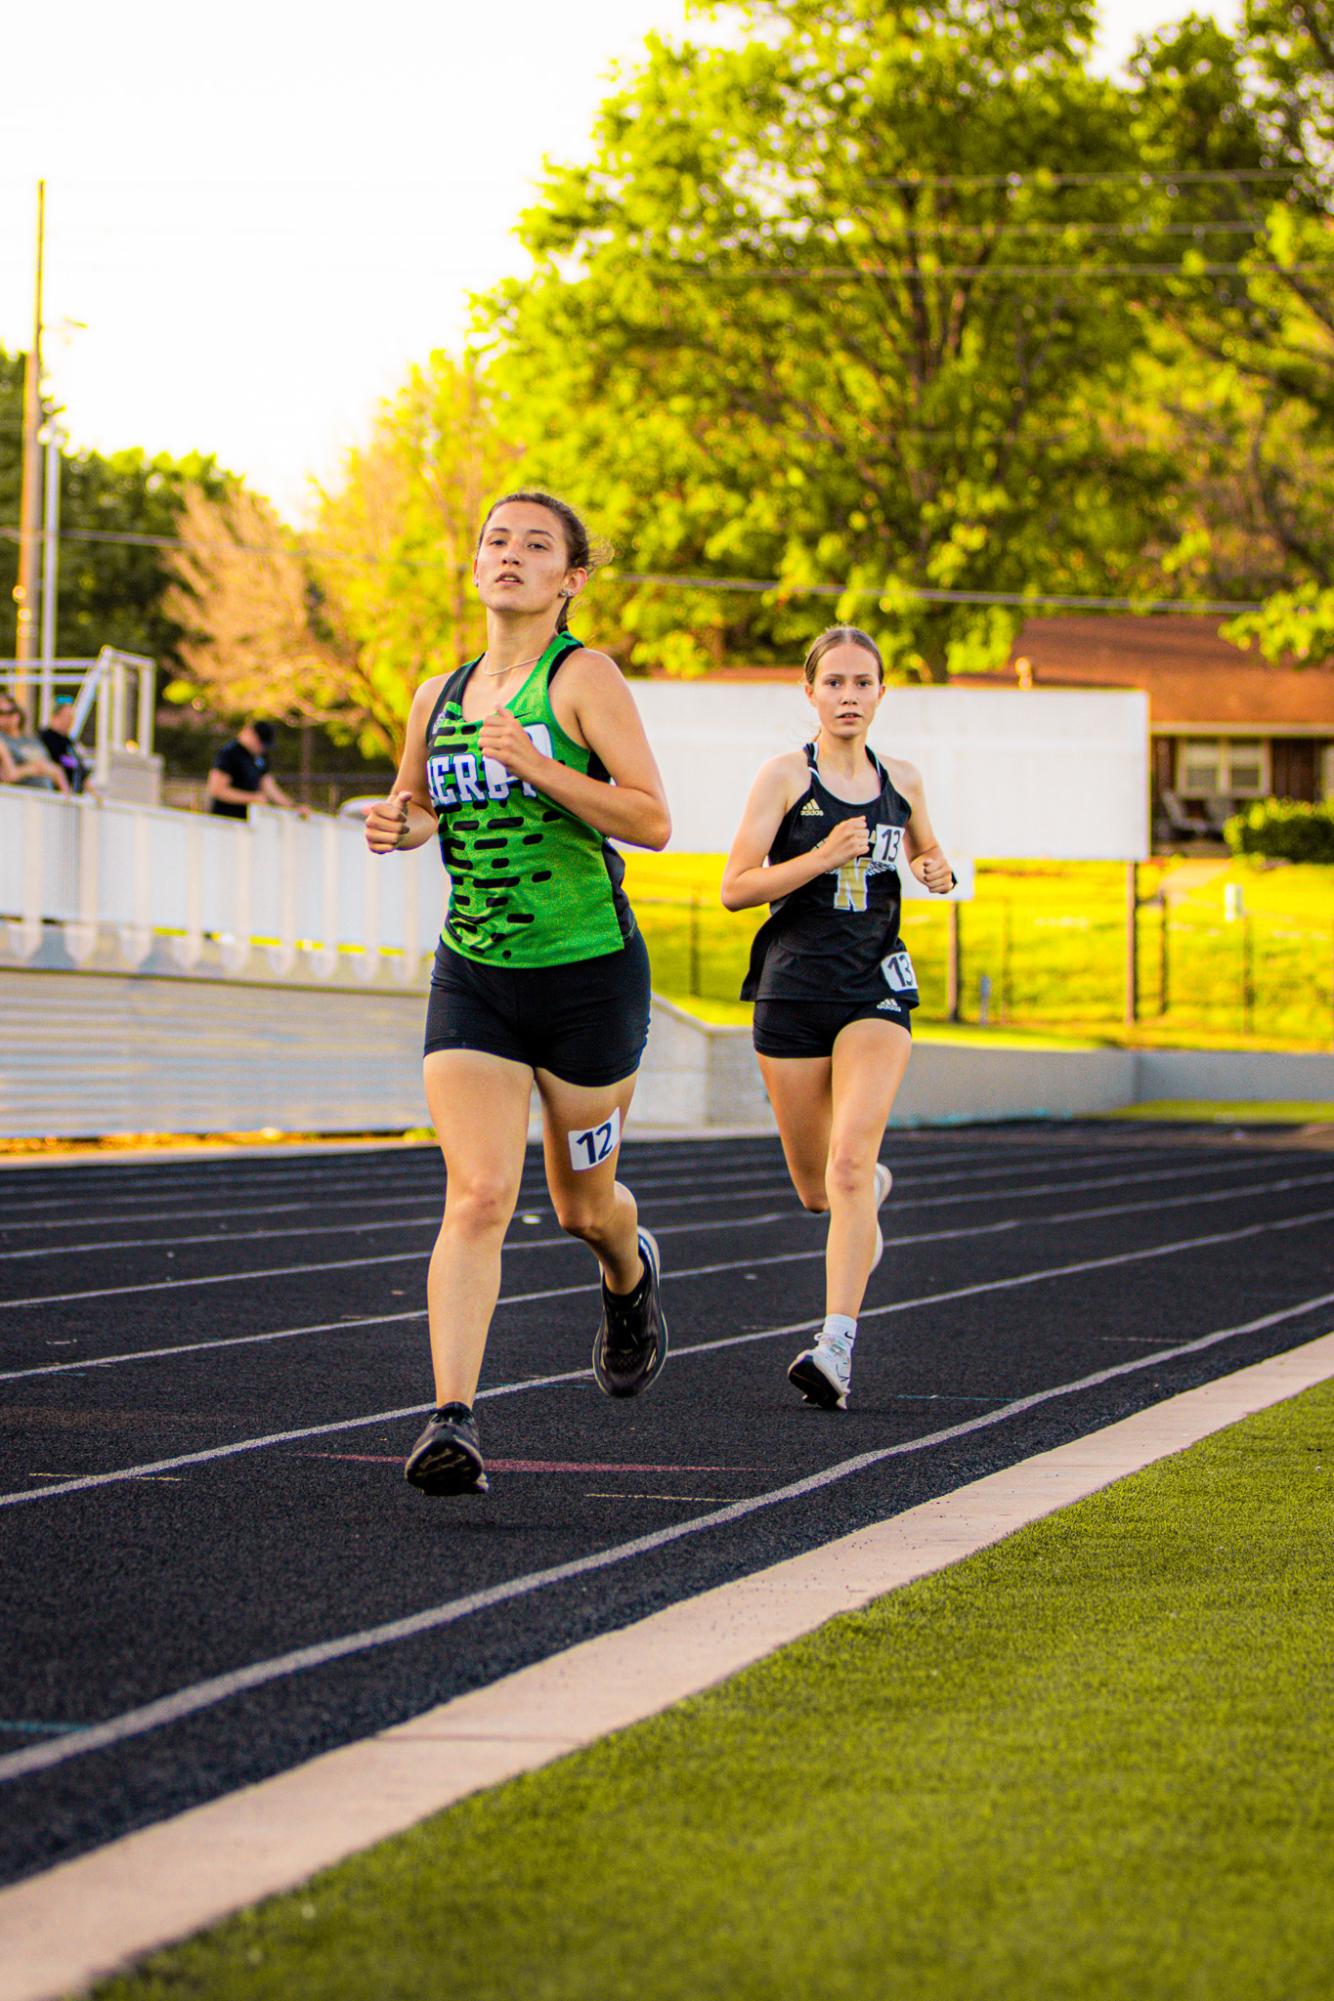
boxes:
[1005,616,1333,840]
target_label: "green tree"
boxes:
[0,349,23,647]
[1,344,233,669]
[1130,6,1334,662]
[164,352,518,757]
[479,0,1201,679]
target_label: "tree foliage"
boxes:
[1,346,232,668]
[163,353,517,757]
[475,0,1252,678]
[1124,4,1334,664]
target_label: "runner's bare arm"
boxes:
[364,680,446,855]
[721,755,869,911]
[478,651,671,850]
[895,762,954,893]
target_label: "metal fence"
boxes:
[4,792,1329,1046]
[633,890,1334,1048]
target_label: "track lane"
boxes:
[2,1124,1330,1888]
[0,1144,1282,1266]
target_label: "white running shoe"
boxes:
[870,1160,894,1273]
[787,1339,852,1410]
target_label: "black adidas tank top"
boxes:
[741,742,918,1005]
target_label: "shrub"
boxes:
[1225,798,1334,863]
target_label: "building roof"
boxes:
[657,615,1334,732]
[1005,617,1334,731]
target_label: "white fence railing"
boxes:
[0,790,441,983]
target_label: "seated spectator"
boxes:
[39,700,95,795]
[207,719,307,819]
[0,694,70,793]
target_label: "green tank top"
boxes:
[424,632,636,967]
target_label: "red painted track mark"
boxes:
[301,1453,750,1473]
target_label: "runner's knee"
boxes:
[552,1188,619,1241]
[825,1145,876,1204]
[443,1174,515,1239]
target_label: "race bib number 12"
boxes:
[568,1105,622,1172]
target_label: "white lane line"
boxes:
[3,1201,1331,1510]
[4,1168,1333,1385]
[3,1282,1332,1790]
[0,1149,1275,1264]
[0,1138,1236,1251]
[0,1208,786,1313]
[9,1150,1330,1315]
[0,1132,1225,1222]
[0,1152,1160,1256]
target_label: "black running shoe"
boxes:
[404,1402,489,1494]
[592,1228,668,1398]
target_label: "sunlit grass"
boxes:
[97,1379,1334,2001]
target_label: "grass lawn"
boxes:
[1106,1101,1334,1124]
[622,854,1334,1049]
[99,1377,1334,2001]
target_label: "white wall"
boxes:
[0,790,440,983]
[631,681,1150,861]
[5,970,1328,1140]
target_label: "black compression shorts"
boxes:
[752,994,913,1060]
[424,931,651,1087]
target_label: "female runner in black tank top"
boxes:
[721,627,955,1413]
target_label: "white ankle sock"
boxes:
[822,1314,857,1353]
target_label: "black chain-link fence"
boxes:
[634,890,1334,1048]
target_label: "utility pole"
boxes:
[14,181,46,697]
[40,422,65,722]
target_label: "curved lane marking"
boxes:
[1,1199,1332,1510]
[2,1284,1331,1788]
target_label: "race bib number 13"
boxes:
[881,950,917,995]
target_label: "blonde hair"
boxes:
[802,626,884,684]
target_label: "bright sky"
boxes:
[0,0,1240,523]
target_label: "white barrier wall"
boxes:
[633,681,1150,861]
[4,971,1329,1140]
[0,791,442,982]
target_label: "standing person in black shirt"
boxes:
[207,719,306,819]
[721,627,955,1412]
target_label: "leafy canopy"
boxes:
[479,0,1200,678]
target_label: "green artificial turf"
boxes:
[99,1377,1334,2001]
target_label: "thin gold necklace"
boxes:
[478,644,547,679]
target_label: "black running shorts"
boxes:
[752,994,913,1060]
[424,931,651,1087]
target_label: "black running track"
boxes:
[2,1121,1333,1889]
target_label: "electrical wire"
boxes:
[856,168,1302,190]
[692,260,1325,281]
[0,523,1267,615]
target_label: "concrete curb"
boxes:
[3,1330,1333,2001]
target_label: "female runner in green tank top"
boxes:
[365,493,672,1496]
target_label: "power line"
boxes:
[836,220,1273,239]
[857,168,1301,190]
[613,572,1262,614]
[0,524,1266,615]
[699,261,1324,282]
